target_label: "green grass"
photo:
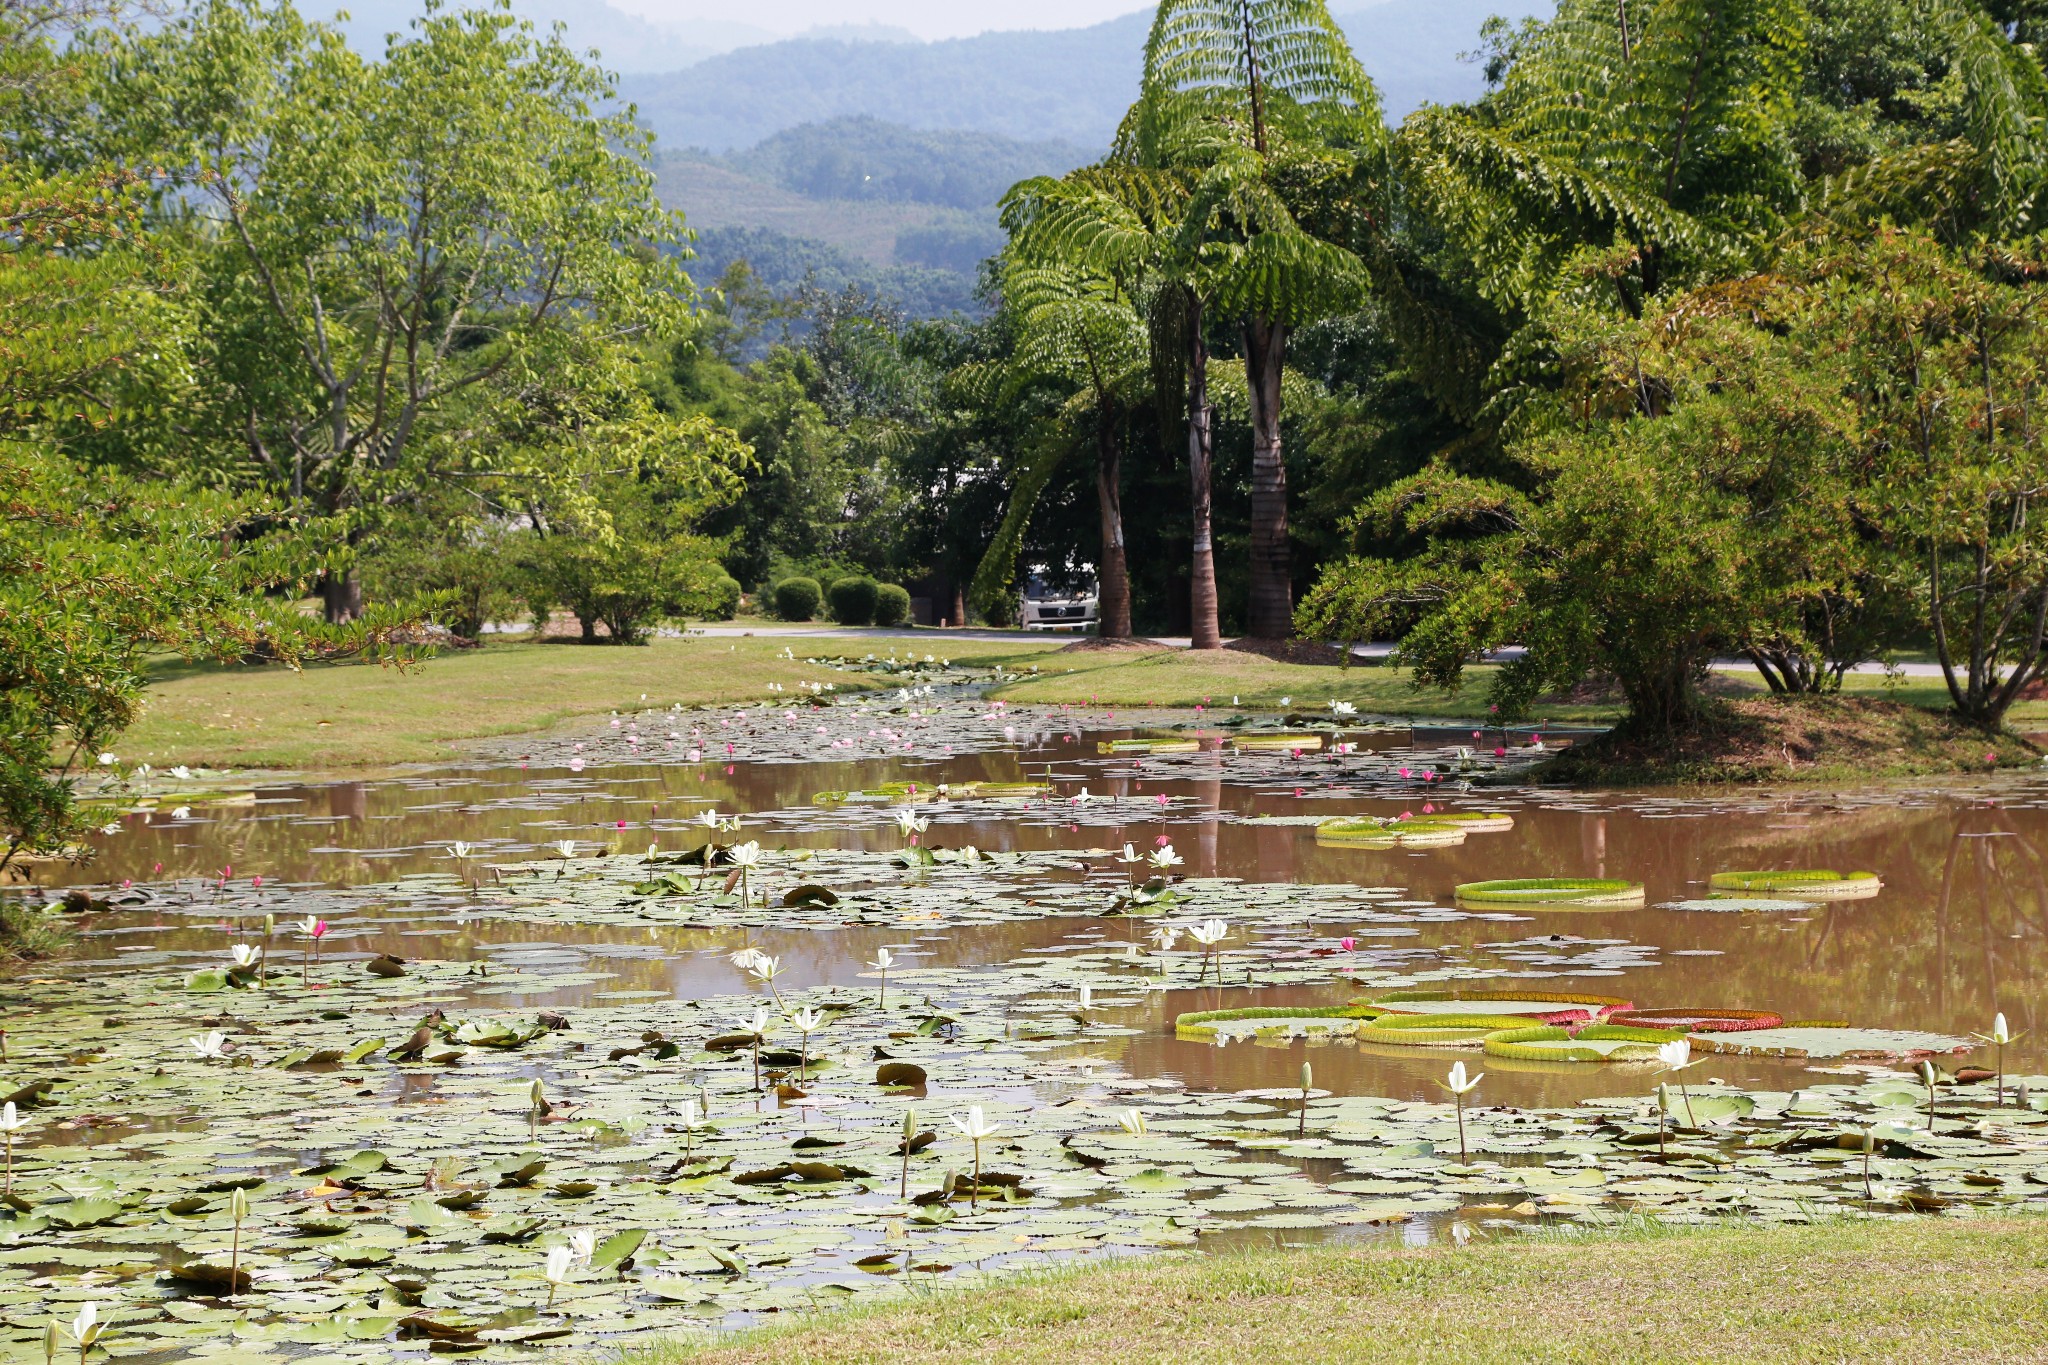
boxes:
[115,636,1011,770]
[630,1214,2048,1364]
[982,650,1618,723]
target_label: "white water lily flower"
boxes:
[189,1031,230,1060]
[1078,983,1094,1011]
[171,765,192,780]
[785,1006,826,1034]
[869,948,894,971]
[699,808,723,830]
[567,1228,597,1265]
[1443,1061,1484,1096]
[298,915,323,937]
[1115,1108,1147,1135]
[1657,1039,1696,1072]
[1150,925,1181,952]
[544,1244,575,1285]
[1148,844,1183,871]
[171,805,191,819]
[747,955,783,985]
[450,841,472,859]
[0,1102,26,1133]
[731,1007,773,1037]
[555,839,578,858]
[728,947,769,973]
[948,1106,1001,1141]
[679,1098,702,1128]
[892,808,930,837]
[64,1302,97,1348]
[728,841,762,869]
[1278,696,1291,707]
[97,752,116,766]
[1330,700,1357,716]
[229,944,260,968]
[1186,919,1230,947]
[1115,842,1145,866]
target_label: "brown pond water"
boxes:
[32,723,2048,1109]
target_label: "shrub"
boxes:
[523,531,726,645]
[774,576,823,621]
[874,582,912,627]
[705,575,743,621]
[829,575,879,625]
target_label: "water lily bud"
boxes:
[1300,1061,1313,1093]
[530,1079,546,1109]
[229,1187,249,1220]
[1655,1083,1670,1114]
[903,1108,917,1139]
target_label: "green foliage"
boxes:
[706,575,745,622]
[90,0,720,618]
[360,512,523,640]
[873,583,913,627]
[519,480,730,645]
[0,162,416,877]
[774,577,824,621]
[829,576,881,626]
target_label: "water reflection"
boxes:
[28,728,2048,1105]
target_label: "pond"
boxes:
[9,675,2048,1358]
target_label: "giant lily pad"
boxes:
[1482,1025,1687,1062]
[1454,878,1645,909]
[1689,1026,1973,1059]
[1706,870,1883,900]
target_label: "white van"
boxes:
[1019,567,1098,632]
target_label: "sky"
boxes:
[609,0,1154,42]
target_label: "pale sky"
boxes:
[610,0,1153,42]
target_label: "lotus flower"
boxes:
[0,1101,26,1193]
[1440,1061,1482,1163]
[543,1244,574,1307]
[948,1106,1002,1211]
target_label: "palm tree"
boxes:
[1131,0,1382,639]
[967,258,1150,637]
[1002,163,1231,646]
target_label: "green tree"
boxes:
[95,0,699,619]
[968,258,1148,636]
[1131,0,1382,639]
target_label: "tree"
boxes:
[1130,0,1383,638]
[0,167,413,880]
[1838,231,2048,726]
[95,0,699,619]
[968,258,1147,636]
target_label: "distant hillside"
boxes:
[620,12,1153,152]
[621,0,1545,152]
[684,225,982,322]
[318,0,772,72]
[731,117,1096,210]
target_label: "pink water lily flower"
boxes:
[1340,937,1357,951]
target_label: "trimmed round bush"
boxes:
[773,576,822,621]
[706,575,742,621]
[874,582,912,627]
[828,575,879,625]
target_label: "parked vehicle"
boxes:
[1019,567,1098,632]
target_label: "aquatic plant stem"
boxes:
[1454,1092,1468,1165]
[969,1136,982,1212]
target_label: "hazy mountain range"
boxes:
[327,0,1542,316]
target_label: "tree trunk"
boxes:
[1187,303,1222,650]
[1095,416,1132,639]
[321,563,362,624]
[952,583,967,629]
[1244,314,1291,639]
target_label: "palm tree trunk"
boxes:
[1244,314,1291,639]
[1187,302,1221,649]
[1096,416,1133,639]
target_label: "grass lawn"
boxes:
[636,1215,2048,1364]
[120,635,1048,770]
[977,648,1620,723]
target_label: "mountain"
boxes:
[728,117,1096,211]
[620,12,1154,153]
[316,0,774,72]
[620,0,1541,153]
